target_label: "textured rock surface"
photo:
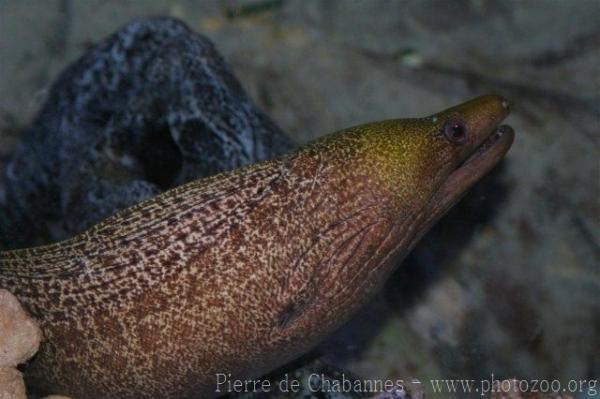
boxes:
[0,289,42,367]
[0,289,42,399]
[0,367,27,399]
[0,17,291,250]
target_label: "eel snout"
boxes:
[427,95,515,218]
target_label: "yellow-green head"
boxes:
[309,95,513,216]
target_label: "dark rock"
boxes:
[0,17,292,250]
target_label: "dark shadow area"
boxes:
[136,122,183,190]
[386,162,511,311]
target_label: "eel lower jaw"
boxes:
[425,124,515,222]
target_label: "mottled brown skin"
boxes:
[0,95,513,398]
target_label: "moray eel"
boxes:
[0,95,513,398]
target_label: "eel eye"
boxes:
[443,120,467,145]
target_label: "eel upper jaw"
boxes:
[424,123,515,225]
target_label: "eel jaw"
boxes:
[425,123,515,224]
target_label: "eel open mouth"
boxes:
[427,121,515,221]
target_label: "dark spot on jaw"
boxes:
[277,302,303,329]
[276,288,314,329]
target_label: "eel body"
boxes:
[0,95,513,398]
